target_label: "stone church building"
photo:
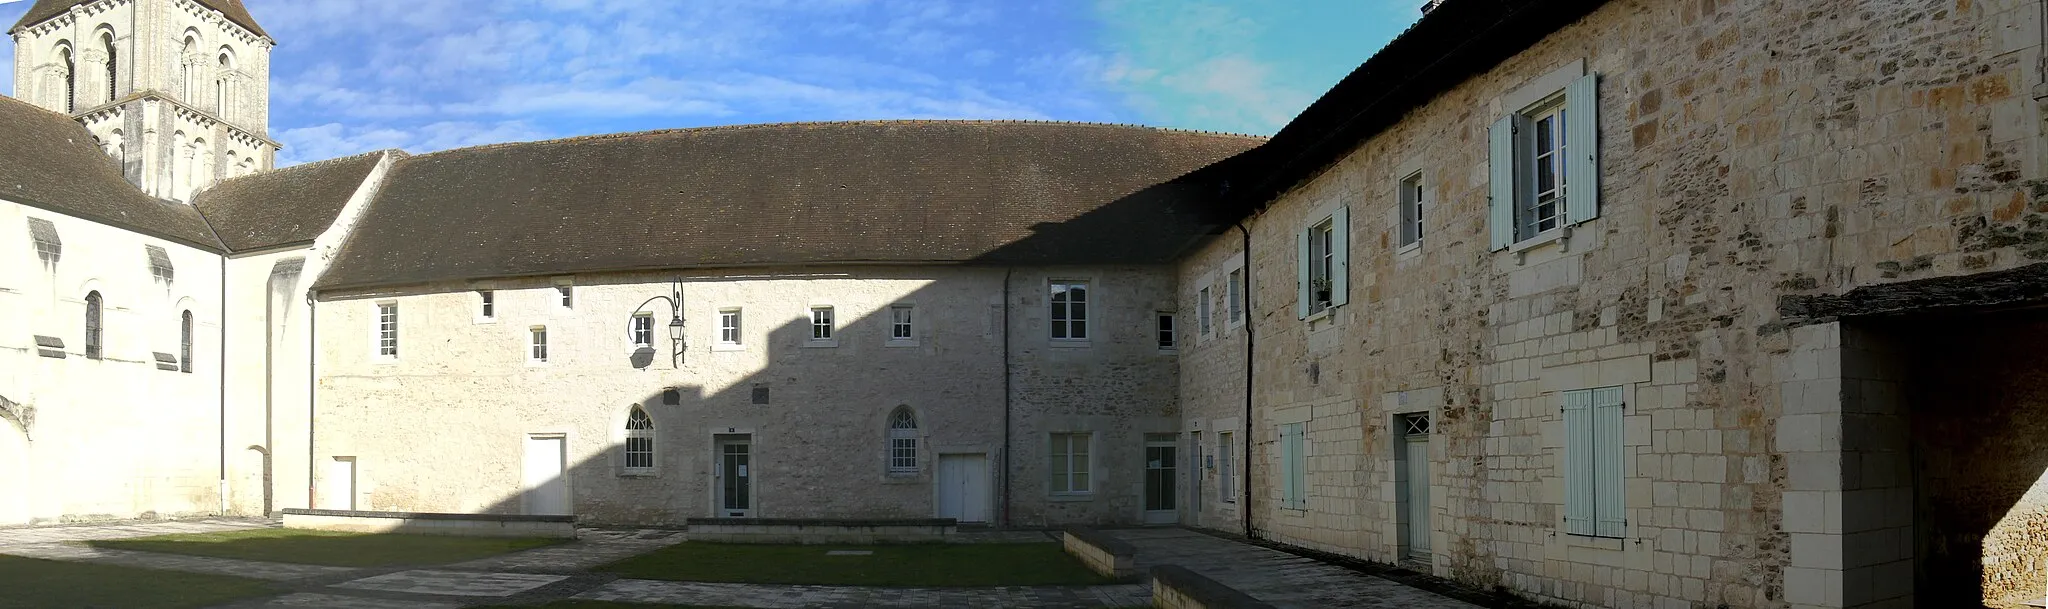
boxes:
[7,0,2048,607]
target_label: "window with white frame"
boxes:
[1049,432,1092,495]
[811,307,835,341]
[1218,431,1235,503]
[1050,281,1088,341]
[376,303,398,358]
[1198,286,1213,335]
[1280,422,1307,509]
[479,290,495,319]
[1399,172,1425,248]
[718,309,741,345]
[529,326,549,363]
[630,313,653,348]
[1489,72,1600,249]
[624,407,655,474]
[1156,313,1176,350]
[1296,210,1348,319]
[556,283,574,308]
[890,305,914,341]
[1562,386,1626,538]
[1227,269,1243,323]
[887,407,918,474]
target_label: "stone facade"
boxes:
[1170,0,2048,608]
[12,0,276,202]
[310,266,1181,527]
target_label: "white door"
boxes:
[0,426,28,525]
[1143,435,1178,524]
[1399,414,1432,559]
[523,435,569,516]
[321,457,357,511]
[935,454,989,523]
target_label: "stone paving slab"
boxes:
[331,570,570,598]
[0,518,272,547]
[0,541,357,581]
[1105,528,1482,609]
[577,579,1153,608]
[449,528,684,573]
[227,593,465,609]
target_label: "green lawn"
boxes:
[471,603,756,609]
[89,528,566,567]
[0,554,273,609]
[599,542,1115,587]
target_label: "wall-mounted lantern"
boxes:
[632,278,687,368]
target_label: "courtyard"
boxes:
[0,519,1482,608]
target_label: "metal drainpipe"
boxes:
[217,254,227,516]
[1236,221,1255,538]
[1000,267,1014,528]
[306,295,317,510]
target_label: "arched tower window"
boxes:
[58,46,75,113]
[101,32,117,103]
[179,36,197,99]
[180,311,193,373]
[215,52,230,117]
[84,291,102,360]
[888,407,918,474]
[623,407,654,473]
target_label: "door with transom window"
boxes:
[1144,434,1178,524]
[1397,413,1432,561]
[715,436,752,517]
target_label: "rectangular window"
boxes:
[1227,269,1243,323]
[1308,221,1333,315]
[811,307,834,341]
[479,290,495,319]
[557,284,574,308]
[1489,72,1599,250]
[631,313,653,348]
[1050,281,1089,341]
[1280,422,1307,509]
[1563,386,1627,538]
[890,305,914,341]
[376,303,398,358]
[1399,172,1424,248]
[1218,431,1235,503]
[1156,313,1176,350]
[1049,433,1092,495]
[529,326,549,363]
[889,432,918,473]
[1295,209,1349,320]
[1198,287,1213,335]
[718,309,741,345]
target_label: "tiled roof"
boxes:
[313,121,1262,291]
[194,150,397,252]
[0,95,222,251]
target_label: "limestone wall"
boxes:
[1177,235,1250,533]
[1176,0,2048,607]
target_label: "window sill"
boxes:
[712,343,745,352]
[1048,340,1092,349]
[885,340,919,348]
[525,360,550,368]
[1158,348,1179,355]
[1047,493,1095,502]
[1507,226,1571,258]
[1396,241,1422,256]
[1304,307,1333,323]
[802,340,839,349]
[473,318,498,325]
[371,357,399,365]
[619,471,658,479]
[1559,532,1627,550]
[883,472,922,484]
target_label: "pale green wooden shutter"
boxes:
[1593,386,1626,538]
[1296,229,1312,319]
[1566,73,1600,226]
[1488,116,1517,250]
[1330,206,1350,308]
[1279,425,1297,508]
[1290,425,1307,509]
[1562,389,1595,536]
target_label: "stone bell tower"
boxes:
[11,0,277,202]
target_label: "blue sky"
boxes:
[0,0,1421,165]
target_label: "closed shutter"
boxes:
[1291,426,1307,509]
[1566,73,1600,225]
[1593,386,1626,538]
[1562,389,1596,536]
[1296,229,1312,319]
[1488,116,1518,250]
[1279,425,1297,508]
[1330,206,1350,308]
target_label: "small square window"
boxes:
[718,309,742,346]
[530,326,549,363]
[1156,313,1176,350]
[890,305,914,341]
[811,307,835,341]
[558,285,574,309]
[479,290,495,319]
[1399,172,1424,248]
[631,313,653,348]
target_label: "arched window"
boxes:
[888,407,918,474]
[180,311,193,373]
[215,53,229,116]
[84,291,102,360]
[179,36,196,98]
[623,407,654,474]
[101,32,117,103]
[59,46,75,113]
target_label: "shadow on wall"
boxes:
[329,150,1247,527]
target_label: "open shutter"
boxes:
[1330,206,1350,308]
[1488,116,1517,250]
[1566,73,1600,225]
[1593,386,1627,538]
[1296,229,1312,319]
[1562,390,1595,536]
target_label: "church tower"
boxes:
[10,0,276,202]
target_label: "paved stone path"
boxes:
[0,520,1484,608]
[1104,528,1483,609]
